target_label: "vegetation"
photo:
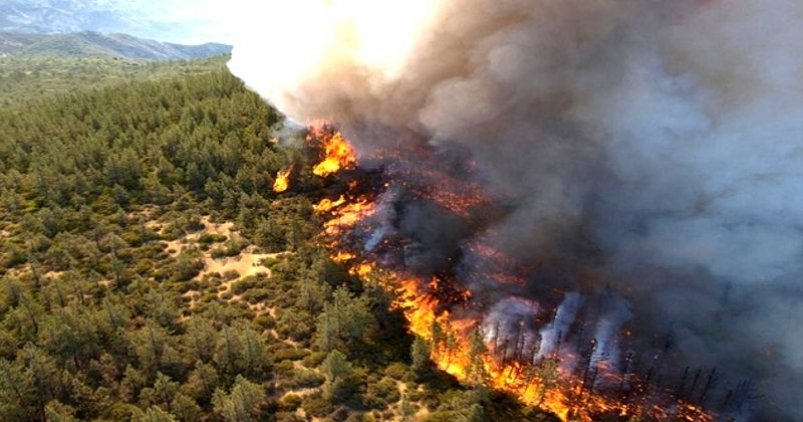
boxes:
[0,32,231,60]
[0,59,550,421]
[0,55,229,108]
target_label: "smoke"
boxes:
[228,0,803,419]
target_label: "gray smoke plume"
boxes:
[228,0,803,419]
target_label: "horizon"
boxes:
[1,0,251,45]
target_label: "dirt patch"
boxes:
[43,270,64,279]
[203,249,277,297]
[153,216,235,257]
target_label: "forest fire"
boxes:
[309,126,358,177]
[305,125,716,421]
[229,0,803,418]
[272,165,292,193]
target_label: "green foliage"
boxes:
[0,59,552,422]
[314,285,378,355]
[211,375,268,422]
[137,406,178,422]
[466,327,489,386]
[0,56,229,107]
[44,400,80,422]
[411,337,432,375]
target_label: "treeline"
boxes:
[0,55,229,108]
[0,66,548,421]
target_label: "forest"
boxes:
[0,56,554,421]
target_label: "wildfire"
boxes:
[309,125,357,177]
[322,198,375,234]
[313,195,347,213]
[302,122,714,422]
[273,166,293,193]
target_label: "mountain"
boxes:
[0,31,231,60]
[2,0,135,33]
[0,0,212,44]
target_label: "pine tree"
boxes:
[467,327,489,386]
[411,337,431,375]
[211,375,267,422]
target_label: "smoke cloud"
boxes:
[228,0,803,419]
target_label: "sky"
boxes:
[115,0,248,44]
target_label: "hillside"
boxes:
[0,63,550,421]
[0,0,173,40]
[0,55,228,108]
[0,31,231,60]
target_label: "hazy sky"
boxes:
[118,0,250,44]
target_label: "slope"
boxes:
[0,31,231,60]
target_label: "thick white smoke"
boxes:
[228,0,803,419]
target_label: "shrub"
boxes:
[302,351,327,368]
[273,346,310,362]
[279,394,302,411]
[291,368,325,389]
[198,233,227,244]
[230,276,259,295]
[301,395,333,418]
[210,240,247,259]
[253,314,276,330]
[384,363,409,380]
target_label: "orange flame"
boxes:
[273,166,293,193]
[313,195,347,213]
[309,127,357,177]
[301,122,714,422]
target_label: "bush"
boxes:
[198,233,227,244]
[241,288,270,304]
[291,368,325,389]
[186,217,205,232]
[275,360,295,377]
[210,240,247,259]
[279,394,302,411]
[253,314,276,330]
[273,346,310,362]
[384,363,408,380]
[275,411,305,422]
[169,254,204,282]
[376,378,400,403]
[301,395,333,418]
[230,276,259,295]
[302,351,327,368]
[2,245,27,269]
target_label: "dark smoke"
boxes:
[229,0,803,419]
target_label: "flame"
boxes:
[323,197,375,233]
[273,166,293,193]
[309,126,357,177]
[313,195,347,213]
[331,251,356,263]
[299,122,714,422]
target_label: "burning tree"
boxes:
[272,124,720,421]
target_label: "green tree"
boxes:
[536,359,558,406]
[44,400,80,422]
[211,375,268,422]
[320,349,354,402]
[140,372,179,412]
[466,327,488,386]
[314,286,377,354]
[182,361,219,402]
[0,358,39,420]
[411,336,431,375]
[137,406,178,422]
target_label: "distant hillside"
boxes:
[1,0,163,37]
[0,55,228,107]
[0,31,231,60]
